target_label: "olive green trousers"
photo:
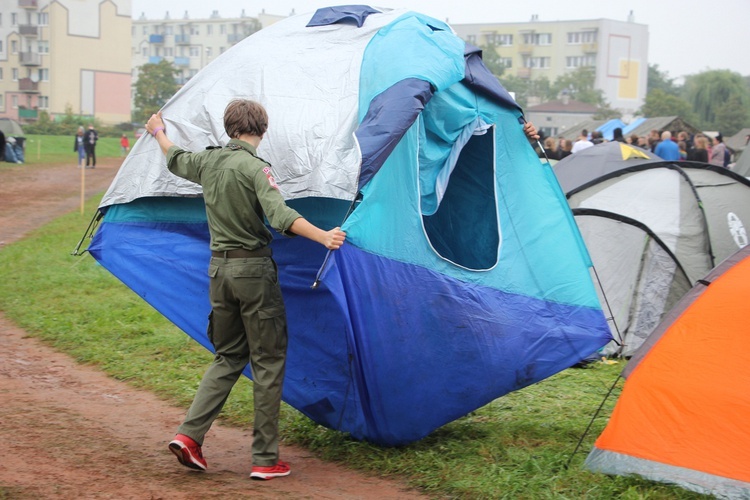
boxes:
[178,255,288,466]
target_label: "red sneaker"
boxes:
[168,434,207,471]
[250,460,291,480]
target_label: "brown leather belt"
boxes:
[211,247,272,258]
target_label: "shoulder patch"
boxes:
[262,166,279,190]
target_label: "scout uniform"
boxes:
[166,138,301,467]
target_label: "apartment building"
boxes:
[0,0,132,125]
[131,9,285,88]
[452,14,649,119]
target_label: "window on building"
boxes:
[220,47,225,54]
[0,41,3,52]
[522,33,551,45]
[207,25,213,35]
[39,68,48,81]
[38,41,49,53]
[484,33,513,46]
[220,24,226,34]
[189,46,199,57]
[166,26,173,35]
[12,95,18,108]
[11,13,17,25]
[499,57,512,68]
[190,26,199,35]
[522,56,550,69]
[38,12,48,25]
[166,47,173,56]
[12,68,18,81]
[11,40,18,54]
[565,55,597,68]
[38,96,49,108]
[567,30,598,44]
[141,46,148,56]
[142,26,147,35]
[206,47,212,57]
[0,94,4,110]
[0,68,3,80]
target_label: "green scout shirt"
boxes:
[165,138,302,252]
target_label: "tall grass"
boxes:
[0,196,707,499]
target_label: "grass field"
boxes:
[0,195,708,499]
[4,134,132,165]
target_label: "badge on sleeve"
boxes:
[263,166,279,189]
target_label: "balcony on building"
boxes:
[582,42,598,53]
[18,78,39,93]
[518,44,534,54]
[18,0,39,8]
[174,34,191,45]
[148,56,163,64]
[149,34,164,44]
[20,52,41,66]
[174,56,190,66]
[18,107,38,120]
[516,68,531,79]
[19,24,38,37]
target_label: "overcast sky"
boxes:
[130,0,750,81]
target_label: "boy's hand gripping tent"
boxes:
[88,6,611,446]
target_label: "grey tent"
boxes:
[734,149,750,177]
[0,118,25,137]
[555,151,750,356]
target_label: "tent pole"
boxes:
[565,374,623,469]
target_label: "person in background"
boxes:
[559,139,573,159]
[120,134,130,156]
[146,100,346,481]
[678,141,688,160]
[612,127,627,143]
[648,129,661,152]
[571,129,593,153]
[74,126,86,167]
[84,124,98,168]
[655,131,680,161]
[590,130,604,145]
[709,133,727,167]
[5,137,23,164]
[543,136,559,160]
[691,135,709,163]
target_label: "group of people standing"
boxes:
[541,127,732,168]
[73,125,99,168]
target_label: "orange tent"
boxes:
[585,246,750,497]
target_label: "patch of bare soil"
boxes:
[0,159,426,499]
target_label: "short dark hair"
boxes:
[223,99,268,139]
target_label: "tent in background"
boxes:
[85,6,611,446]
[585,245,750,498]
[555,147,750,355]
[734,148,750,177]
[0,118,25,137]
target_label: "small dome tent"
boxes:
[555,145,750,356]
[87,6,611,445]
[585,245,750,498]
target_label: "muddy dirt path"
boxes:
[0,159,426,499]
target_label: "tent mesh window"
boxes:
[423,127,499,270]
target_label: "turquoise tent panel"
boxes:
[346,82,600,308]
